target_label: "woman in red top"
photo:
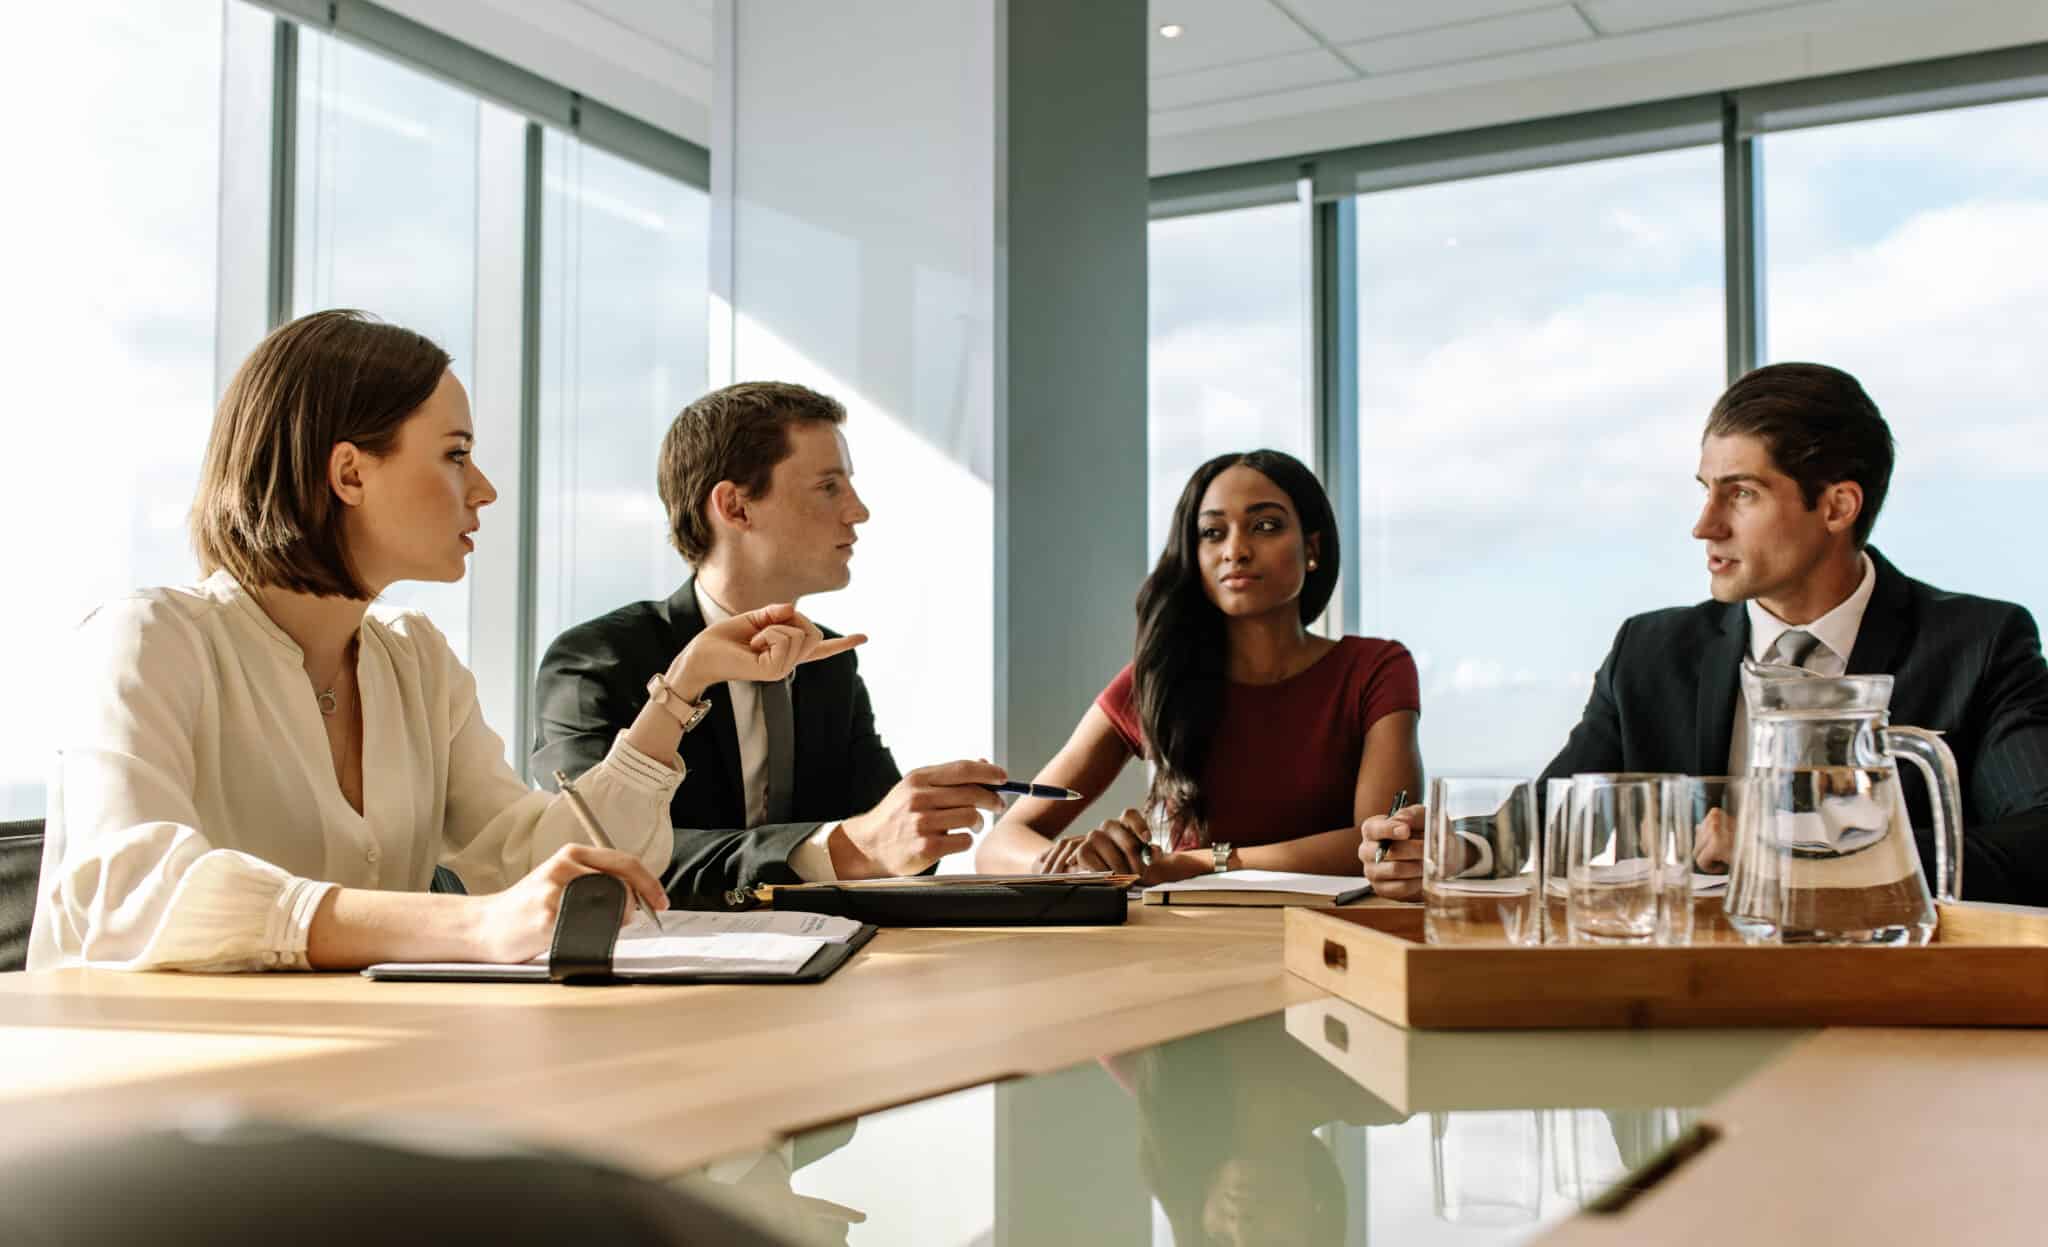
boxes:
[977,449,1423,882]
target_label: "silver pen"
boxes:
[552,769,665,933]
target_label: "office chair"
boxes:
[0,1114,794,1246]
[0,818,43,972]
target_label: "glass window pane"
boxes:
[1148,202,1310,559]
[296,28,481,657]
[1764,96,2048,623]
[0,1,231,819]
[1355,146,1725,775]
[533,134,711,654]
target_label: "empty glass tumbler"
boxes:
[1566,774,1693,946]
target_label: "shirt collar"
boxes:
[692,578,733,627]
[1746,551,1877,664]
[691,580,792,687]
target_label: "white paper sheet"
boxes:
[1143,870,1365,898]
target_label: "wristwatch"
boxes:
[646,673,713,734]
[1211,842,1234,874]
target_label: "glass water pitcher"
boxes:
[1740,663,1963,945]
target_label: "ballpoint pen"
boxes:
[552,769,665,933]
[1334,789,1410,906]
[1373,788,1410,865]
[979,781,1084,800]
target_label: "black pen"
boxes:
[1334,789,1409,906]
[980,781,1083,800]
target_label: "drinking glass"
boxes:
[1722,772,1788,944]
[1679,776,1753,943]
[1567,774,1690,945]
[1423,777,1540,946]
[1542,778,1574,944]
[1431,1110,1543,1225]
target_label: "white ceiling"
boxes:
[1147,0,2048,173]
[390,0,2048,177]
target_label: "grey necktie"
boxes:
[759,677,795,825]
[1767,628,1824,669]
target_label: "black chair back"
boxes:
[0,818,45,972]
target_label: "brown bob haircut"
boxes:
[658,381,847,564]
[191,309,452,599]
[1704,362,1896,547]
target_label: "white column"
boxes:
[713,0,1147,808]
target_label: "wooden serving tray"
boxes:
[1284,901,2048,1029]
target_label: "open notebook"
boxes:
[1141,870,1369,907]
[363,910,870,982]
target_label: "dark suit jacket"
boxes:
[531,579,901,905]
[1540,548,2048,903]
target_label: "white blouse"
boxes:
[28,572,684,972]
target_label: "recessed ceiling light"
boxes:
[1158,24,1184,39]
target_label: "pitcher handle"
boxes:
[1883,726,1965,902]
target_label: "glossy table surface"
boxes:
[674,1000,1805,1245]
[4,902,2046,1245]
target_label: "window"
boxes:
[1764,96,2048,623]
[1353,146,1726,776]
[1148,201,1311,559]
[532,134,711,656]
[295,26,483,657]
[0,0,239,819]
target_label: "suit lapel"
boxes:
[1695,599,1749,773]
[1846,547,1913,676]
[661,579,746,802]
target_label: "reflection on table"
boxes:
[674,1003,1803,1245]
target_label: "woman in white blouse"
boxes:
[30,310,860,972]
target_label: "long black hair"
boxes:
[1135,449,1339,843]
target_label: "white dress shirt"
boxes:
[1728,552,1878,774]
[29,572,684,972]
[692,583,840,881]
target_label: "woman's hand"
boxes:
[471,843,669,964]
[668,603,866,698]
[1359,804,1425,902]
[1033,807,1154,876]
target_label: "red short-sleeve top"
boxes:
[1094,636,1420,850]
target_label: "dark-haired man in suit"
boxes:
[532,382,1004,906]
[1362,363,2048,903]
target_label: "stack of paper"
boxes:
[1141,870,1369,907]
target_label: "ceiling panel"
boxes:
[1152,47,1357,110]
[1341,5,1594,75]
[1282,0,1561,46]
[1149,0,1320,76]
[573,0,713,63]
[1580,0,1832,35]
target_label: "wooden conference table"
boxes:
[1,903,2043,1244]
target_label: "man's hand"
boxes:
[1694,806,1733,875]
[831,760,1008,879]
[1359,803,1425,902]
